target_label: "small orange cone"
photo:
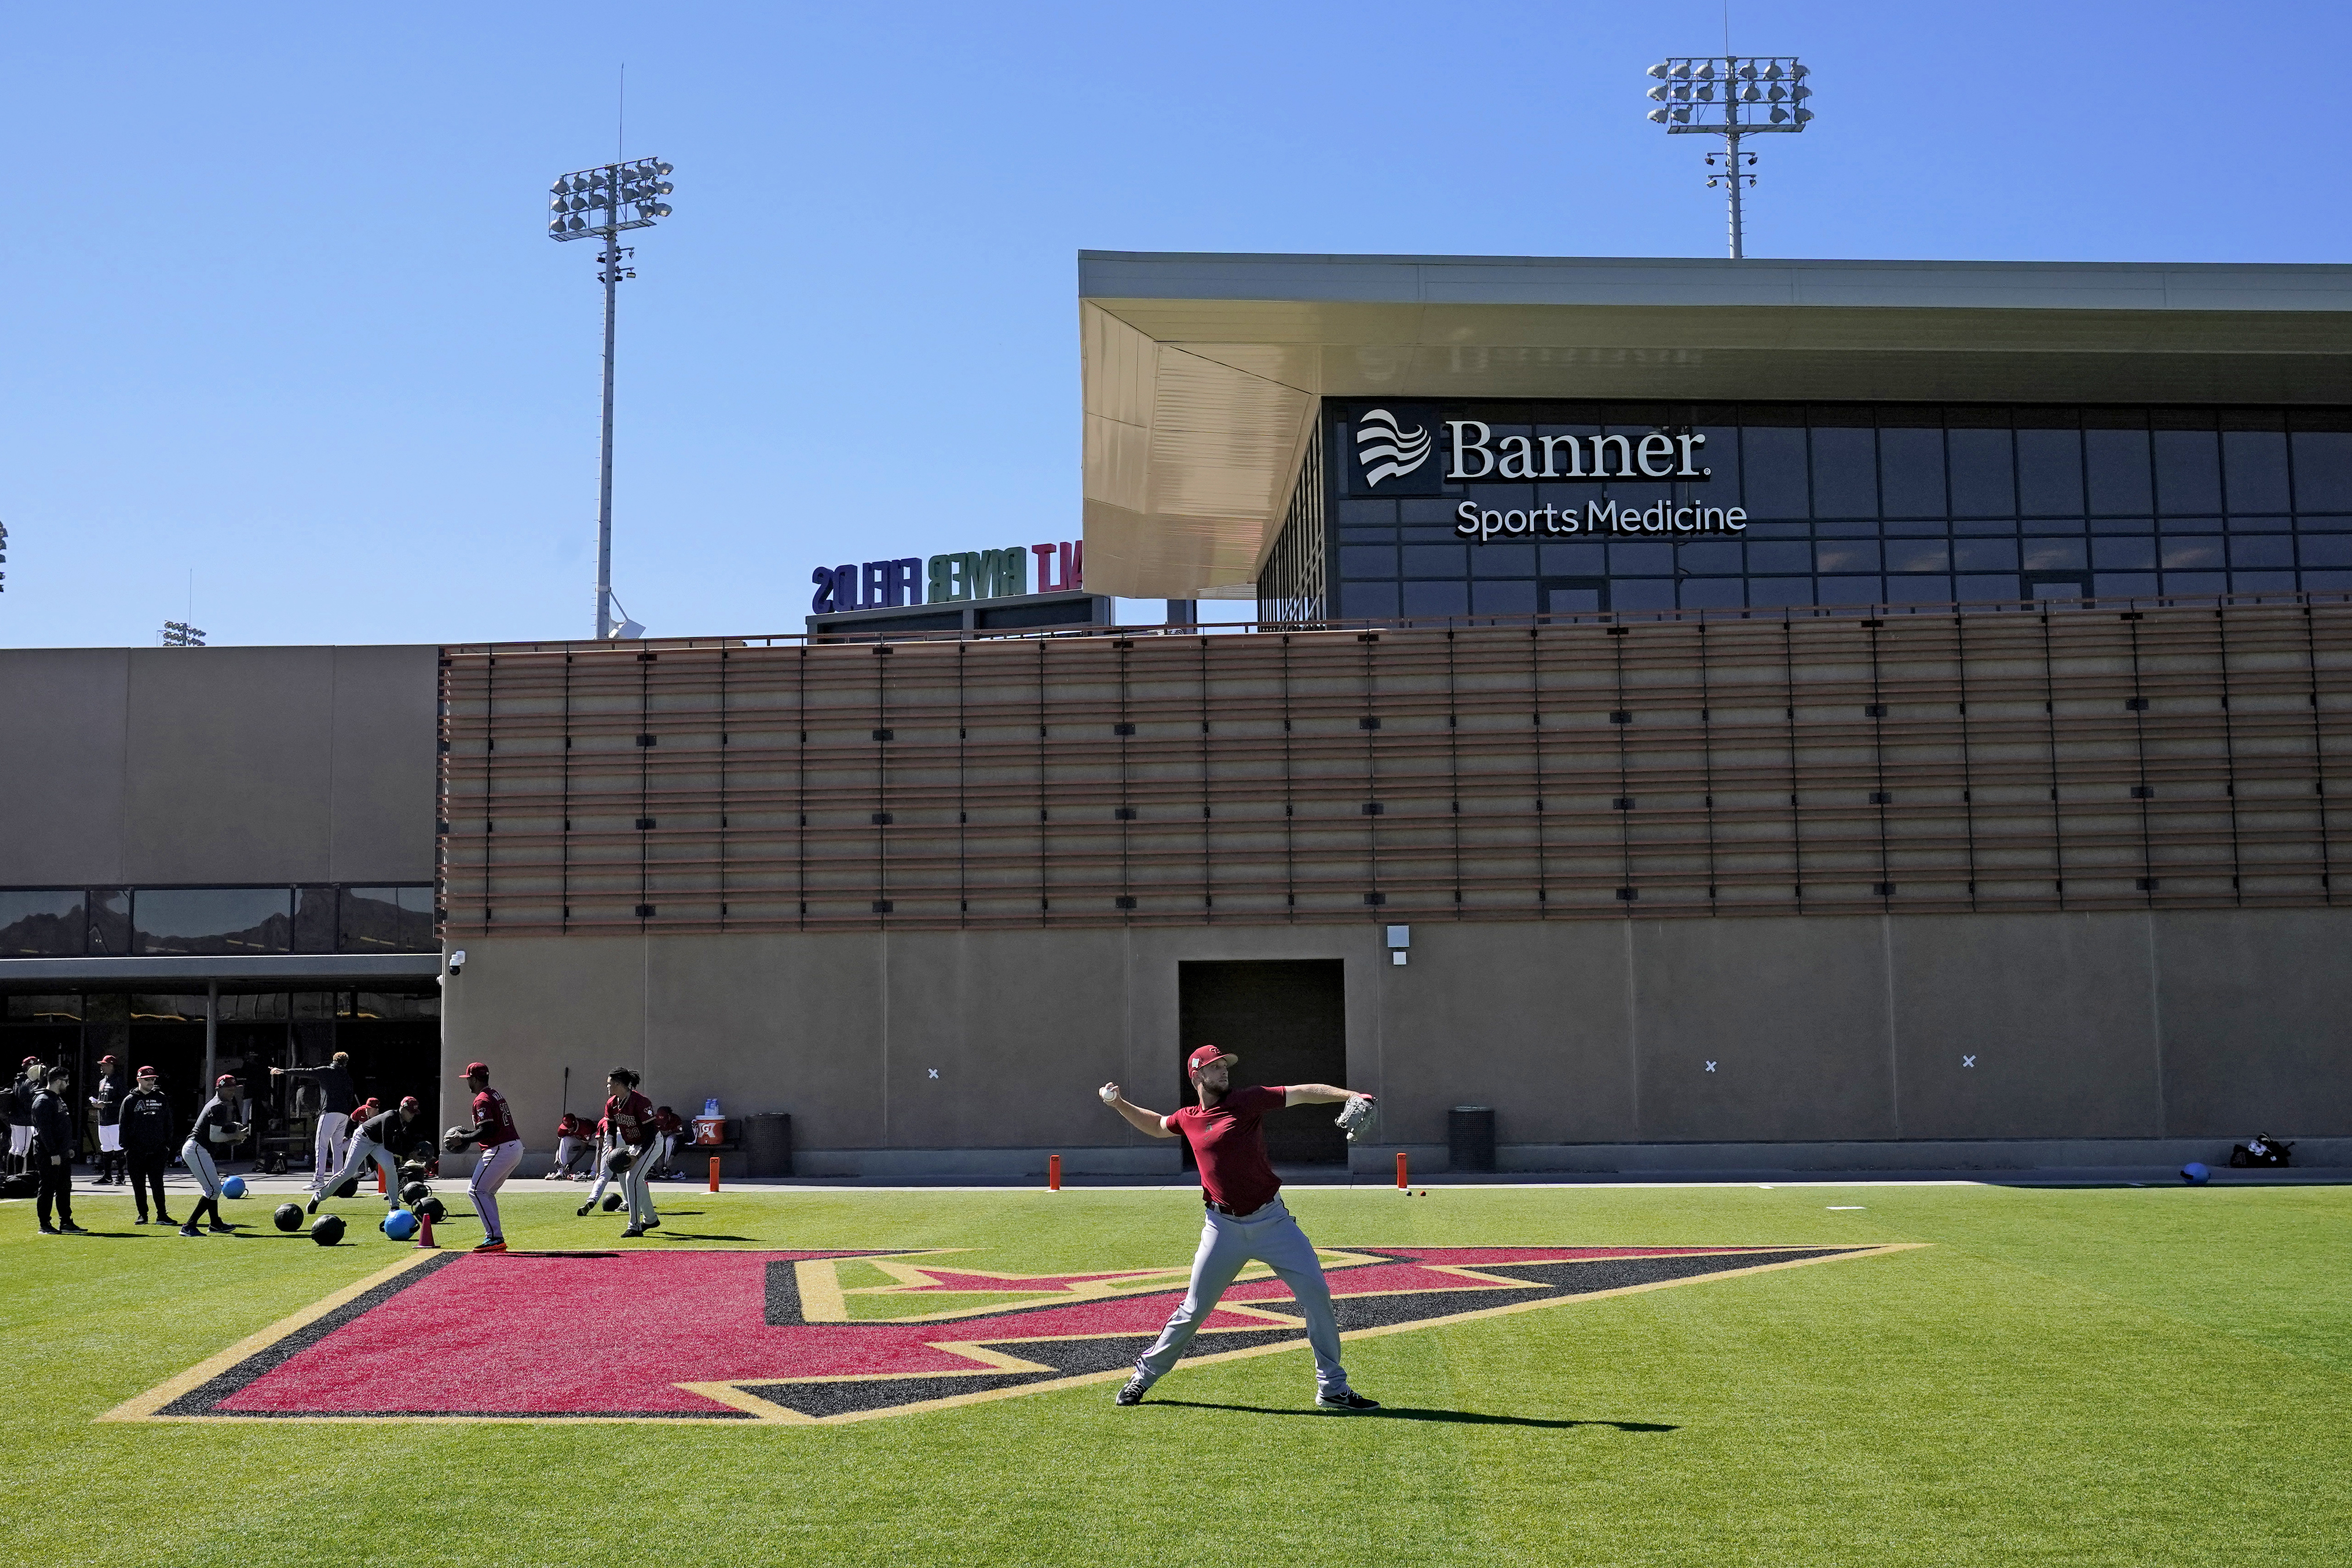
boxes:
[415,1211,438,1249]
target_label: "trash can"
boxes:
[742,1113,793,1178]
[1448,1106,1495,1173]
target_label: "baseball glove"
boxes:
[441,1127,473,1154]
[1334,1095,1378,1143]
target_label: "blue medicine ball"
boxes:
[2181,1161,2210,1185]
[382,1209,419,1241]
[221,1176,247,1199]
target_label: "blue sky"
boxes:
[2,1,2344,648]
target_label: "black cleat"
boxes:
[1114,1373,1152,1407]
[178,1224,203,1237]
[642,1216,660,1231]
[1315,1390,1381,1413]
[576,1201,594,1217]
[305,1196,321,1215]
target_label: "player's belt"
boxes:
[1203,1194,1270,1219]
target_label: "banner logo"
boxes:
[1355,408,1433,487]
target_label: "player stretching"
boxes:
[602,1069,660,1237]
[445,1062,523,1253]
[310,1096,428,1216]
[1097,1045,1380,1412]
[179,1076,251,1237]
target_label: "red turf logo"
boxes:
[104,1244,1914,1426]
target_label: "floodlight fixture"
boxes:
[548,156,677,639]
[161,620,206,647]
[1644,56,1812,259]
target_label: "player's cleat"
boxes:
[179,1224,203,1237]
[1114,1373,1152,1406]
[576,1200,594,1216]
[621,1224,646,1238]
[38,1225,59,1236]
[1314,1390,1381,1413]
[59,1222,88,1234]
[207,1222,235,1233]
[305,1196,321,1215]
[472,1239,508,1254]
[642,1216,660,1231]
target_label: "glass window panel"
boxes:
[1339,546,1396,580]
[1885,518,1947,537]
[2232,571,2295,592]
[1336,527,1396,546]
[2303,569,2352,590]
[1810,427,1877,517]
[293,886,336,954]
[214,990,289,1021]
[1471,544,1536,577]
[1608,542,1672,575]
[1471,581,1536,615]
[2091,516,2154,533]
[1678,578,1744,609]
[1543,585,1602,614]
[1398,499,1459,525]
[1748,541,1813,573]
[2227,515,2290,532]
[1338,581,1397,619]
[2291,432,2352,512]
[2154,429,2223,514]
[1539,541,1605,574]
[2093,538,2157,571]
[1947,428,2016,516]
[2299,535,2352,567]
[2083,428,2153,515]
[1878,427,1946,517]
[1400,544,1466,576]
[89,889,130,956]
[2095,573,2158,596]
[136,888,293,957]
[2224,430,2290,514]
[1953,518,2017,535]
[1886,575,1952,604]
[1742,521,1808,538]
[351,992,440,1022]
[1818,576,1884,606]
[0,889,85,957]
[1609,579,1675,611]
[2160,538,2224,570]
[1749,578,1816,608]
[1816,520,1876,537]
[2023,539,2089,571]
[2229,535,2294,569]
[1739,426,1809,519]
[1956,574,2021,602]
[1399,525,1463,543]
[1815,541,1881,573]
[1688,425,1739,502]
[1953,539,2019,572]
[1886,541,1950,573]
[2,995,83,1021]
[1401,580,1467,617]
[2163,514,2225,533]
[1337,499,1396,524]
[2300,514,2352,531]
[2164,572,2227,594]
[1677,541,1742,573]
[2016,428,2084,516]
[338,887,437,954]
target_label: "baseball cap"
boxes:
[1187,1044,1238,1074]
[20,1056,39,1068]
[99,1054,119,1065]
[136,1065,158,1078]
[399,1095,420,1112]
[215,1073,238,1087]
[462,1061,489,1078]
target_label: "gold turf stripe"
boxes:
[97,1251,444,1424]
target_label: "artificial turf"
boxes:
[0,1179,2344,1566]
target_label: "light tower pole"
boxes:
[1645,57,1812,260]
[549,156,675,639]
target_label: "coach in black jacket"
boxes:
[31,1069,85,1234]
[117,1068,177,1226]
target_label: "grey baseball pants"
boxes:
[1132,1196,1350,1396]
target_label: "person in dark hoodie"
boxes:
[117,1066,177,1226]
[273,1051,359,1200]
[32,1068,85,1235]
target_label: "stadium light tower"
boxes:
[548,156,675,640]
[1645,56,1812,260]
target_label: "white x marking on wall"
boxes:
[1961,1056,1976,1067]
[1704,1061,1717,1072]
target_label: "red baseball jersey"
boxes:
[654,1108,684,1137]
[605,1091,655,1148]
[1168,1085,1286,1215]
[471,1087,520,1146]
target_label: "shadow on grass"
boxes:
[1145,1401,1676,1431]
[646,1232,755,1241]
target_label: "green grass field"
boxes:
[1,1179,2345,1566]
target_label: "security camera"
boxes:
[447,949,467,976]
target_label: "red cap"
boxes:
[99,1054,119,1065]
[463,1061,489,1079]
[399,1095,420,1112]
[215,1074,238,1087]
[20,1057,39,1068]
[137,1065,158,1078]
[1187,1044,1237,1074]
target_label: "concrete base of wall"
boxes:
[790,1145,1188,1180]
[1351,1136,2352,1177]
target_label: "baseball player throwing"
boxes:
[1097,1044,1379,1412]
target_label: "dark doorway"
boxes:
[1176,960,1347,1165]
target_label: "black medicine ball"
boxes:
[401,1181,429,1204]
[311,1214,347,1246]
[606,1148,634,1174]
[600,1192,624,1212]
[416,1195,446,1221]
[273,1203,304,1232]
[334,1176,359,1199]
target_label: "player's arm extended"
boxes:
[1097,1083,1177,1137]
[1283,1084,1373,1107]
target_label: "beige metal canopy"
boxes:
[1079,252,2352,600]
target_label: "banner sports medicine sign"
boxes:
[812,541,1083,614]
[1350,407,1748,539]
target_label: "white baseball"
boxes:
[1098,1084,1120,1104]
